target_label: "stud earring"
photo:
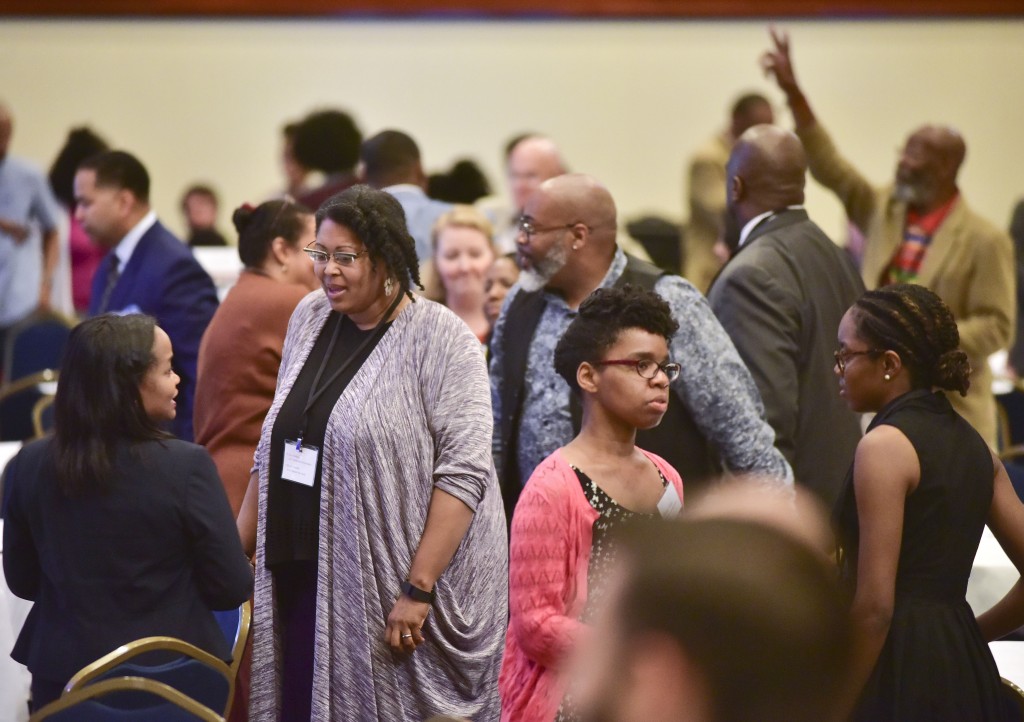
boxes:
[384,277,394,297]
[884,373,892,381]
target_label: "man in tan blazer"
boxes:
[761,28,1014,448]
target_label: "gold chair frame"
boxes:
[31,394,55,438]
[221,600,252,719]
[63,637,232,717]
[32,675,224,721]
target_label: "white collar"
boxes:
[382,183,424,196]
[738,206,803,248]
[114,210,158,268]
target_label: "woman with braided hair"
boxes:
[236,185,507,720]
[834,283,1024,721]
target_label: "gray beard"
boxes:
[893,182,922,205]
[517,242,569,292]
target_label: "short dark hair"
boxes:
[360,130,421,189]
[554,285,679,394]
[852,283,970,396]
[613,518,849,722]
[427,159,492,204]
[315,184,422,298]
[78,150,150,203]
[48,127,109,208]
[181,184,218,210]
[54,314,170,496]
[731,92,772,121]
[292,109,362,174]
[232,199,312,268]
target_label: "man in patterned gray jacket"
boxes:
[489,173,792,522]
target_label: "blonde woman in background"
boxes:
[429,205,497,343]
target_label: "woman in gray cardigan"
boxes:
[237,185,507,721]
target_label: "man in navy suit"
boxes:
[76,150,217,441]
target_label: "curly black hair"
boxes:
[315,184,422,298]
[554,285,679,394]
[292,109,362,174]
[852,283,970,396]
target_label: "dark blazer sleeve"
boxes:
[2,450,42,601]
[181,446,254,609]
[710,256,802,467]
[155,244,219,442]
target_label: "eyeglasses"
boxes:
[833,348,883,374]
[594,358,681,382]
[517,216,576,241]
[303,244,370,266]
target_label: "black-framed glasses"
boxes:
[303,244,370,267]
[594,358,681,382]
[517,216,576,241]
[834,348,883,374]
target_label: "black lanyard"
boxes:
[296,292,403,446]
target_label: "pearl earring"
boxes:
[884,373,892,381]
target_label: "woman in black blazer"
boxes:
[2,313,253,711]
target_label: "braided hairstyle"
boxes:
[314,184,423,299]
[852,283,970,396]
[554,285,679,394]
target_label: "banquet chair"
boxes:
[63,637,232,716]
[1001,677,1024,718]
[32,395,55,438]
[212,600,251,718]
[0,369,57,442]
[32,676,223,721]
[1,310,74,385]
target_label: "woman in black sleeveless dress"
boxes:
[834,283,1024,721]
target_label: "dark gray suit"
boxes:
[708,208,865,506]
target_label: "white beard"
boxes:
[517,241,569,293]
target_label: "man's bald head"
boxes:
[507,135,567,210]
[536,173,617,248]
[725,125,807,241]
[895,124,965,211]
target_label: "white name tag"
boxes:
[657,484,683,519]
[282,440,319,487]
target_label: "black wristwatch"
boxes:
[401,580,436,605]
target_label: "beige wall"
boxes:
[1,18,1022,244]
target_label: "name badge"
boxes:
[657,484,683,519]
[282,440,319,487]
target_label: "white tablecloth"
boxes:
[968,526,1018,616]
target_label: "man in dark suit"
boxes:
[707,125,864,506]
[76,150,218,441]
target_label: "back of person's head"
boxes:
[292,109,362,175]
[316,184,422,297]
[78,150,150,204]
[232,199,311,268]
[360,129,422,189]
[586,517,848,722]
[48,127,109,208]
[427,159,492,204]
[54,314,168,496]
[852,283,970,396]
[730,92,774,136]
[554,285,678,394]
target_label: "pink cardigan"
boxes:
[498,448,684,722]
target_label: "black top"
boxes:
[266,312,391,566]
[3,437,252,684]
[834,389,1009,721]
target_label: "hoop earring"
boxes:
[384,277,394,297]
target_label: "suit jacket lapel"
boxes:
[108,222,159,312]
[917,197,965,288]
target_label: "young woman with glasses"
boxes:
[834,283,1024,721]
[499,285,685,722]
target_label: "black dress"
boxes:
[836,389,1012,721]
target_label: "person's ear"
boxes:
[569,222,589,252]
[270,236,291,267]
[730,174,745,205]
[882,350,903,379]
[578,361,600,394]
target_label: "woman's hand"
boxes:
[385,595,429,653]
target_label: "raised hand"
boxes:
[760,25,799,94]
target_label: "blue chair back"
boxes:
[2,311,73,383]
[33,677,223,721]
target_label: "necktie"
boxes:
[97,254,120,313]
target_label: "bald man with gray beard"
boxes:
[708,125,864,506]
